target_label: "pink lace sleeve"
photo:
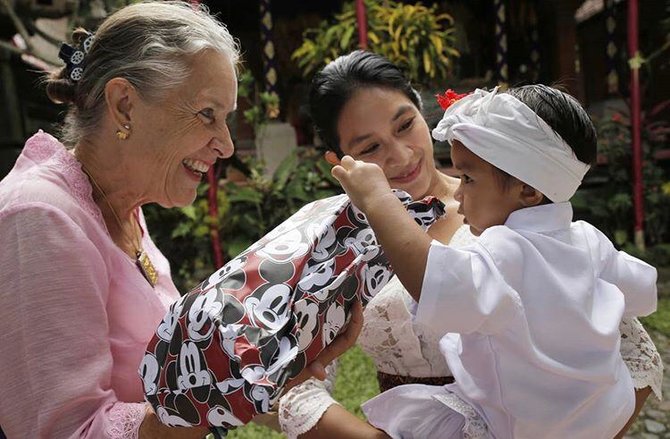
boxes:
[106,403,148,439]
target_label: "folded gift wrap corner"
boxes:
[140,191,445,435]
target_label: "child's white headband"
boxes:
[432,87,590,202]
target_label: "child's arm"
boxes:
[333,156,519,335]
[332,156,432,302]
[585,223,657,317]
[602,247,657,318]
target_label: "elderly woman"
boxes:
[277,51,663,439]
[0,2,356,438]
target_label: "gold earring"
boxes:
[116,124,130,140]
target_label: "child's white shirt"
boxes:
[415,202,657,438]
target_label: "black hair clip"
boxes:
[58,31,95,82]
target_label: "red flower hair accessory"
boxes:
[436,89,471,110]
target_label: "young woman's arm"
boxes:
[295,405,390,439]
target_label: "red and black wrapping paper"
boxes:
[140,191,444,436]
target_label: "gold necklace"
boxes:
[81,165,158,288]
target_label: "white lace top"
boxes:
[278,225,663,439]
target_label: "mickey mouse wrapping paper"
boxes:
[140,191,445,437]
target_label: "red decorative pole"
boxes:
[356,0,368,49]
[192,0,225,267]
[627,0,645,250]
[207,168,225,268]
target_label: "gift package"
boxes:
[140,191,444,435]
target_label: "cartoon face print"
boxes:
[258,259,295,284]
[177,342,211,391]
[409,203,441,229]
[322,301,345,347]
[245,284,292,330]
[254,220,297,250]
[156,297,185,342]
[362,264,393,299]
[250,385,272,414]
[298,258,336,293]
[348,203,369,227]
[239,367,274,414]
[216,297,244,329]
[156,407,192,427]
[311,270,348,302]
[256,229,309,263]
[264,335,299,378]
[214,376,246,395]
[187,289,223,342]
[240,365,265,383]
[343,227,377,255]
[201,256,247,291]
[293,300,319,351]
[306,217,338,262]
[289,195,346,225]
[218,323,242,359]
[207,405,245,428]
[393,189,412,205]
[139,353,159,395]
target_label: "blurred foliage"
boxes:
[145,148,341,293]
[291,0,459,86]
[238,71,280,135]
[572,102,670,253]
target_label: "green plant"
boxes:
[291,0,459,86]
[238,71,280,135]
[573,105,670,248]
[145,148,341,292]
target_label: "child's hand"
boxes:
[331,156,393,213]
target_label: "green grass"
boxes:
[332,345,381,418]
[641,296,670,336]
[226,422,284,439]
[225,346,380,438]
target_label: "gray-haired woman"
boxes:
[0,2,357,438]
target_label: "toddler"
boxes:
[332,85,658,439]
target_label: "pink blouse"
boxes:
[0,131,181,438]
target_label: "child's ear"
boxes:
[519,184,545,207]
[324,150,340,165]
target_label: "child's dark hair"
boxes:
[505,84,597,166]
[309,50,422,156]
[491,85,598,197]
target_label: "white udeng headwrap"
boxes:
[432,87,590,202]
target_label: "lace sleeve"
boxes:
[106,402,147,439]
[278,361,340,439]
[357,225,475,377]
[620,317,663,400]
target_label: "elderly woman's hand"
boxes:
[285,299,364,391]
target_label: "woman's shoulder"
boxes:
[0,131,103,228]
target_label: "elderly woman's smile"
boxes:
[182,158,210,177]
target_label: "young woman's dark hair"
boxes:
[506,84,597,166]
[309,50,422,156]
